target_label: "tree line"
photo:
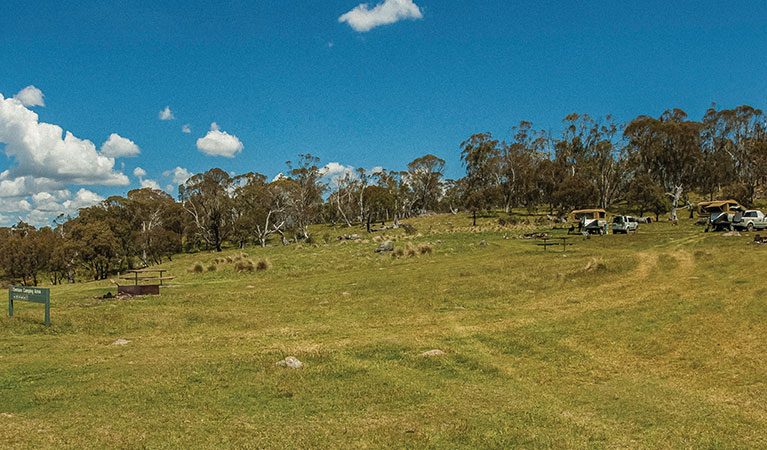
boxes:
[2,105,765,285]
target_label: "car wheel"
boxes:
[747,223,754,232]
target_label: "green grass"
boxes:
[2,215,767,448]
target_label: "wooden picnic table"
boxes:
[124,269,174,286]
[536,236,573,252]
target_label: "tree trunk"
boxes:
[668,185,683,221]
[472,210,477,226]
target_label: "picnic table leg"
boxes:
[9,297,12,318]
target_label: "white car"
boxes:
[611,215,639,234]
[733,210,767,232]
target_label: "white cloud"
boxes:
[196,122,243,158]
[133,167,147,178]
[62,188,104,210]
[13,86,45,107]
[368,166,385,175]
[181,124,191,134]
[140,178,161,190]
[339,0,423,32]
[321,162,357,186]
[100,133,141,158]
[159,106,174,120]
[0,92,129,188]
[163,166,192,185]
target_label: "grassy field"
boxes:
[2,213,767,448]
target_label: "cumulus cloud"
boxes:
[62,188,104,210]
[18,188,104,226]
[163,166,192,185]
[339,0,423,32]
[159,106,174,120]
[0,92,129,189]
[140,178,161,190]
[181,124,191,134]
[196,122,243,158]
[100,133,141,158]
[321,162,357,185]
[133,167,147,178]
[13,85,45,107]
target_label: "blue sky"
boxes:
[1,0,766,226]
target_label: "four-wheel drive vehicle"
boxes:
[569,209,608,235]
[733,210,767,232]
[611,215,639,234]
[702,200,745,232]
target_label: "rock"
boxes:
[276,356,303,369]
[0,412,14,418]
[722,231,741,237]
[479,241,488,246]
[342,292,351,297]
[375,241,394,253]
[112,339,131,346]
[420,349,446,357]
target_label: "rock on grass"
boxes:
[420,349,446,357]
[275,356,303,369]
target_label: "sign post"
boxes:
[9,286,50,327]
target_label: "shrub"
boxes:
[207,264,217,272]
[404,242,418,257]
[305,234,315,245]
[255,258,272,271]
[418,243,433,255]
[322,233,331,244]
[189,262,204,273]
[393,247,405,257]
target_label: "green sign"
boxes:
[9,286,50,327]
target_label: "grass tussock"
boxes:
[189,262,204,273]
[418,243,433,255]
[392,242,432,258]
[207,264,217,272]
[255,258,271,271]
[234,259,255,273]
[583,257,607,272]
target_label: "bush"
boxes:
[189,262,204,273]
[305,234,315,245]
[393,247,405,257]
[418,243,433,255]
[255,258,271,271]
[404,242,418,257]
[322,233,331,244]
[207,264,217,272]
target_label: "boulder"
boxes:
[275,356,303,369]
[375,241,394,253]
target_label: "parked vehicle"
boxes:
[702,200,745,232]
[733,210,767,232]
[569,209,608,235]
[611,215,639,234]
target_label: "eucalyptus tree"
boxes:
[179,168,233,252]
[407,154,445,214]
[702,105,767,204]
[285,154,326,239]
[625,109,702,221]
